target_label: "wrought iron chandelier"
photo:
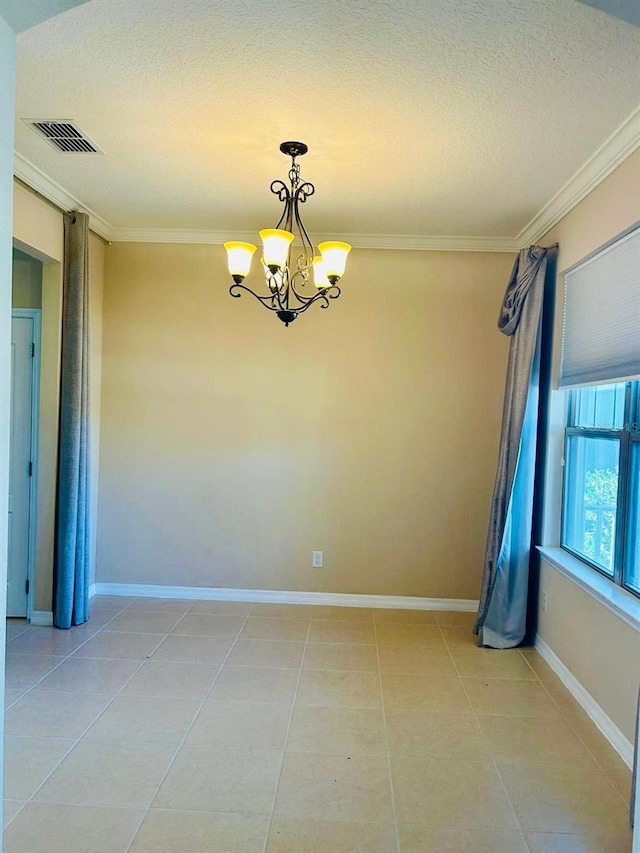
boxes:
[224,141,352,326]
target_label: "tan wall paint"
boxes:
[88,233,104,588]
[11,181,105,611]
[538,563,640,742]
[12,248,42,308]
[97,244,513,598]
[13,182,63,264]
[538,146,640,742]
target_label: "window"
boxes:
[562,381,640,596]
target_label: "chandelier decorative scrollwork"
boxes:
[224,141,352,327]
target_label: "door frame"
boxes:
[11,308,41,622]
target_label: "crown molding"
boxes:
[517,104,640,247]
[107,227,520,252]
[13,152,114,241]
[14,103,640,252]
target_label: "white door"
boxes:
[8,315,36,617]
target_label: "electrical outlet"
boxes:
[312,550,323,568]
[542,590,548,613]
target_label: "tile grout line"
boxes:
[260,615,313,853]
[439,624,534,853]
[4,600,213,830]
[122,605,254,853]
[3,605,135,826]
[12,620,170,828]
[372,614,402,853]
[517,649,632,809]
[4,603,133,717]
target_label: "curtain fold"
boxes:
[53,212,90,629]
[475,244,557,649]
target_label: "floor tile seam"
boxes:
[3,799,29,829]
[93,608,129,631]
[4,623,114,710]
[95,628,182,637]
[261,617,313,853]
[436,621,535,853]
[306,640,376,646]
[144,609,193,634]
[280,747,389,758]
[302,666,379,673]
[375,816,532,832]
[600,768,634,808]
[147,805,395,828]
[535,679,633,808]
[124,616,251,853]
[516,647,544,680]
[6,625,30,643]
[294,702,384,712]
[4,733,77,743]
[457,672,542,682]
[14,633,169,813]
[27,793,160,811]
[168,631,247,639]
[373,618,401,853]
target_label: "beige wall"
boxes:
[538,147,640,743]
[538,563,640,742]
[12,248,42,308]
[97,244,513,598]
[88,234,104,588]
[11,181,105,612]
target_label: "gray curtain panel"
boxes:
[53,211,90,629]
[475,244,558,648]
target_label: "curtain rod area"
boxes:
[14,175,110,245]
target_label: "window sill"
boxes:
[537,546,640,633]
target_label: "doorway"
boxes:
[8,309,41,619]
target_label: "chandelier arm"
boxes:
[287,270,312,304]
[293,183,316,269]
[229,282,286,312]
[290,276,320,305]
[288,286,341,315]
[270,180,289,204]
[293,290,333,314]
[276,195,294,233]
[325,284,342,301]
[281,266,291,311]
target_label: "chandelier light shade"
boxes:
[225,241,257,281]
[224,141,352,326]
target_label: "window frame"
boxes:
[561,381,640,598]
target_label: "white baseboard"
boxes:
[30,611,53,626]
[535,635,634,769]
[91,582,479,612]
[88,583,97,599]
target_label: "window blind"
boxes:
[561,224,640,388]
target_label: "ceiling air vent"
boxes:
[24,120,102,153]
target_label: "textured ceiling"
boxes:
[13,0,640,241]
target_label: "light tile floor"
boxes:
[3,598,634,852]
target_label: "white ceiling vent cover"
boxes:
[24,120,103,153]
